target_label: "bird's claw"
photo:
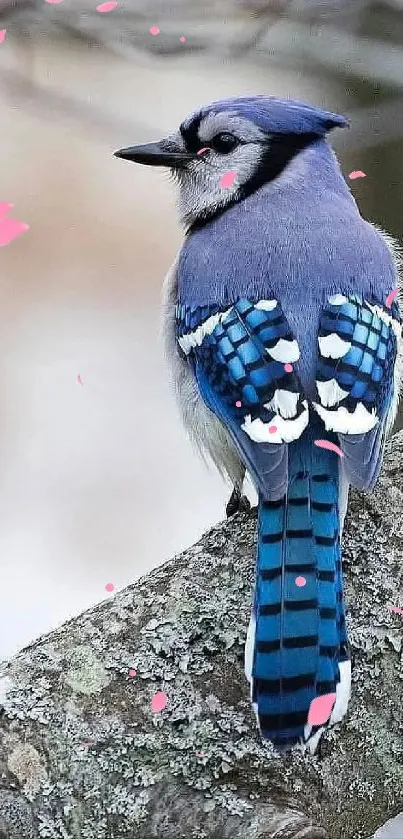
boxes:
[226,488,251,517]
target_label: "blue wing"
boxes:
[175,298,309,500]
[313,293,401,489]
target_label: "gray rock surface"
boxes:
[1,431,403,839]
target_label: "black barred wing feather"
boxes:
[313,293,402,489]
[175,298,308,500]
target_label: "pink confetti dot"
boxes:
[295,576,306,587]
[308,693,336,726]
[268,425,277,434]
[220,171,237,189]
[77,374,83,386]
[151,691,167,712]
[44,0,63,4]
[349,170,366,180]
[149,25,160,35]
[389,605,403,617]
[105,582,115,593]
[97,1,117,10]
[128,668,137,677]
[284,363,293,373]
[314,439,344,458]
[386,287,399,308]
[235,400,242,408]
[0,29,6,43]
[180,35,186,43]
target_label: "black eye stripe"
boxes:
[180,116,203,153]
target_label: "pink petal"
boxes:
[151,691,167,712]
[389,605,403,617]
[149,26,160,35]
[105,582,115,592]
[348,170,366,180]
[314,439,344,458]
[180,36,186,43]
[308,693,336,726]
[96,1,117,11]
[128,668,137,677]
[0,218,29,247]
[386,287,399,308]
[220,171,237,189]
[0,29,6,43]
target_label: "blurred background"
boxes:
[0,0,402,663]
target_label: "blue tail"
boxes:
[247,436,350,749]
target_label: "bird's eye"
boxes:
[209,132,240,154]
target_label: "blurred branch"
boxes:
[3,44,403,160]
[258,19,403,90]
[227,0,292,58]
[0,0,402,87]
[0,62,158,144]
[1,0,403,154]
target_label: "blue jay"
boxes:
[114,95,402,753]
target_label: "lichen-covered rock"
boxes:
[1,432,403,839]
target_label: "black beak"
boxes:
[113,140,196,168]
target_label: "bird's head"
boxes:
[114,95,349,229]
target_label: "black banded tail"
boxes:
[245,439,350,749]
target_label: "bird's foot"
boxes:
[226,488,251,518]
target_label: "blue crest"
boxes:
[181,95,349,137]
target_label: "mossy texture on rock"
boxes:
[1,432,403,839]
